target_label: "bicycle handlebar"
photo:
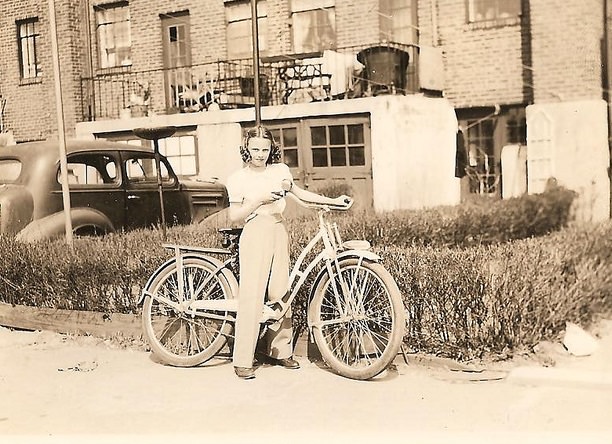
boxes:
[285,191,354,212]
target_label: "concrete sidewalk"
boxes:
[506,319,612,390]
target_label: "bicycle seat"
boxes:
[218,227,243,236]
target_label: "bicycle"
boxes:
[139,194,406,380]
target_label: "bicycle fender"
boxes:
[138,254,238,305]
[336,249,381,262]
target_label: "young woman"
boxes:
[226,125,350,380]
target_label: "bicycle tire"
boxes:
[310,257,405,380]
[142,255,236,367]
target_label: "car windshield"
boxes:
[0,159,22,183]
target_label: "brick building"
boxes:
[0,0,610,216]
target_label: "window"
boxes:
[465,118,497,194]
[61,154,118,186]
[379,0,417,44]
[0,159,22,183]
[506,115,526,145]
[162,12,191,68]
[158,135,198,176]
[225,0,267,59]
[125,154,173,184]
[95,2,132,68]
[310,123,366,168]
[468,0,521,24]
[17,18,40,79]
[271,126,299,168]
[291,0,336,53]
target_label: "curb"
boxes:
[506,366,612,390]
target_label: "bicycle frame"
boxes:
[140,202,380,326]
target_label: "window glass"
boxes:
[225,0,267,59]
[379,0,416,44]
[291,1,336,53]
[96,2,132,68]
[312,148,328,167]
[347,124,364,144]
[468,0,520,23]
[330,148,346,166]
[17,18,40,78]
[311,126,327,146]
[126,155,172,183]
[0,159,22,183]
[282,127,297,147]
[283,149,299,168]
[159,135,197,176]
[271,127,299,168]
[348,147,365,166]
[329,126,345,145]
[61,154,118,186]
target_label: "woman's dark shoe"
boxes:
[270,357,300,369]
[234,367,256,379]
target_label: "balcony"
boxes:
[79,42,433,122]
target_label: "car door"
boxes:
[61,152,126,229]
[121,151,184,230]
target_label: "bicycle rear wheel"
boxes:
[142,255,236,367]
[310,258,405,380]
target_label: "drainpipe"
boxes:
[605,0,612,216]
[430,0,438,46]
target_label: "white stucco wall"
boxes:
[501,144,527,199]
[526,100,610,222]
[369,95,459,212]
[76,94,459,213]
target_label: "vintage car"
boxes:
[0,139,228,241]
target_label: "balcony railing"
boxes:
[80,42,425,122]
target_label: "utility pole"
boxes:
[251,0,261,126]
[48,0,73,247]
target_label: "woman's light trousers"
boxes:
[232,215,293,368]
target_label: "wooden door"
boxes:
[270,117,373,211]
[161,13,192,111]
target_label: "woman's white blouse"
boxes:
[226,163,293,221]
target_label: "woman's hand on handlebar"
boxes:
[332,195,354,210]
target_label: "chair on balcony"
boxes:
[177,76,218,112]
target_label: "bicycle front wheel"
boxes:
[310,258,405,380]
[142,255,236,367]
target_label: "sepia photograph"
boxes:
[0,1,611,443]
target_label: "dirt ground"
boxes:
[1,321,612,444]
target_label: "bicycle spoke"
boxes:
[313,259,404,377]
[143,257,235,365]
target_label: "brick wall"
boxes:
[435,0,527,108]
[529,0,603,103]
[0,0,85,142]
[1,0,608,142]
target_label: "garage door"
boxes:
[269,116,373,210]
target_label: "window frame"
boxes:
[291,0,336,54]
[95,1,132,69]
[61,153,121,188]
[225,0,268,60]
[466,0,521,27]
[379,0,418,45]
[158,133,199,178]
[16,17,40,80]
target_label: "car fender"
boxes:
[0,185,34,235]
[306,249,381,326]
[15,207,115,242]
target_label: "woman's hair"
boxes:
[240,125,282,164]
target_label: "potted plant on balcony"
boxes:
[129,81,150,117]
